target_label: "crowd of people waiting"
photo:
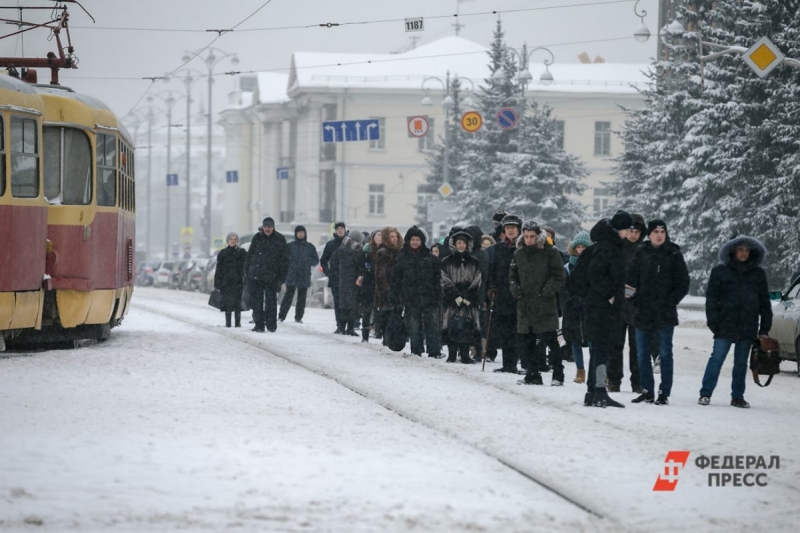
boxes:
[213,210,773,410]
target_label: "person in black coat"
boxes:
[329,231,366,336]
[214,232,247,328]
[465,225,490,359]
[390,226,442,357]
[279,225,319,324]
[699,235,772,408]
[487,214,522,373]
[357,230,382,343]
[563,231,592,383]
[440,231,482,363]
[320,221,347,333]
[245,217,290,332]
[581,211,633,408]
[627,220,690,405]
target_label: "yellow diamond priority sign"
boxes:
[438,183,454,198]
[743,36,785,78]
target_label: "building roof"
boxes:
[256,72,291,104]
[286,36,650,95]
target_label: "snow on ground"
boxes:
[1,287,799,532]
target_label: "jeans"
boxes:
[279,286,308,321]
[405,305,442,356]
[635,327,675,396]
[587,341,610,391]
[572,340,584,370]
[700,339,751,400]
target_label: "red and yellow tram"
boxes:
[0,73,135,349]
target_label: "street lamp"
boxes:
[633,0,651,43]
[421,72,476,186]
[182,48,239,254]
[492,44,555,91]
[147,90,183,259]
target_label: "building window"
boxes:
[593,187,610,217]
[369,117,386,150]
[368,184,385,215]
[417,117,435,152]
[594,121,611,155]
[554,120,565,150]
[10,116,39,198]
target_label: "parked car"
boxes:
[169,260,193,290]
[768,273,800,375]
[204,256,217,293]
[189,257,211,292]
[134,260,158,286]
[154,261,175,287]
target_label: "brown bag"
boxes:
[749,336,782,387]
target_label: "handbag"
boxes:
[208,289,223,310]
[749,336,782,387]
[384,309,407,352]
[448,309,475,345]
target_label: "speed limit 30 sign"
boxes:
[461,111,483,133]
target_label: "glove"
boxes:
[487,288,497,302]
[462,298,471,307]
[455,296,464,306]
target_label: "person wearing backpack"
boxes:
[563,231,592,383]
[698,235,772,408]
[580,210,634,408]
[626,220,690,406]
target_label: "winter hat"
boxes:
[500,214,522,230]
[610,210,634,231]
[571,231,591,249]
[492,210,508,224]
[262,216,275,228]
[225,232,239,244]
[419,226,430,245]
[294,225,307,238]
[347,230,365,244]
[334,221,346,230]
[522,220,541,233]
[481,235,496,247]
[632,214,647,234]
[647,219,667,236]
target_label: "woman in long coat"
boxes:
[214,232,247,327]
[440,230,482,363]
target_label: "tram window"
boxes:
[10,116,39,198]
[0,116,5,197]
[96,133,116,207]
[43,128,61,201]
[62,129,92,205]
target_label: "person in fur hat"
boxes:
[374,227,404,344]
[390,226,442,357]
[510,221,567,385]
[698,234,772,408]
[440,230,482,363]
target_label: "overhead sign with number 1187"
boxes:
[405,18,424,32]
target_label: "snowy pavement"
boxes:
[1,287,799,532]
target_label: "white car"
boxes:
[768,275,800,375]
[153,261,175,288]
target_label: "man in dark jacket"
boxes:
[320,222,347,333]
[510,222,566,385]
[390,226,442,357]
[627,220,690,405]
[245,217,290,332]
[699,235,772,408]
[608,213,647,393]
[329,230,365,336]
[279,225,319,324]
[487,214,523,373]
[582,210,633,408]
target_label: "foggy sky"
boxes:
[2,0,658,120]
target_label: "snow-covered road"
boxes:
[2,287,799,532]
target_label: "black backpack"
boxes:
[568,246,595,298]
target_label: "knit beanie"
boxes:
[647,219,667,236]
[571,231,591,249]
[610,210,634,230]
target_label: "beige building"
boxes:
[220,37,648,242]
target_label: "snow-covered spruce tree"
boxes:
[616,0,800,292]
[448,20,587,238]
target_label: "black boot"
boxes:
[583,392,595,406]
[361,329,370,343]
[225,312,232,328]
[446,345,457,363]
[234,312,241,328]
[593,388,626,408]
